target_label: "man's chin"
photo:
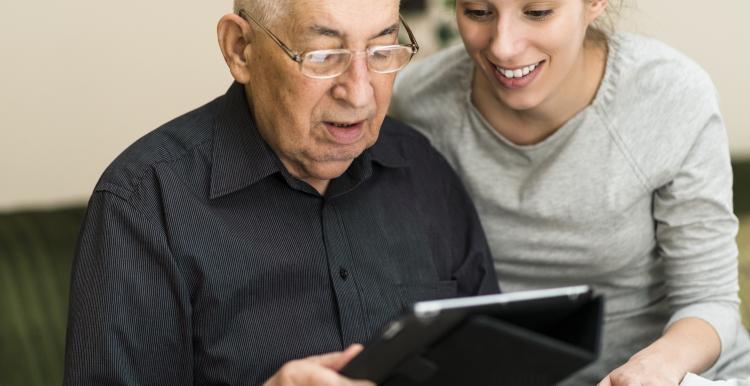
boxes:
[304,158,357,181]
[291,143,373,183]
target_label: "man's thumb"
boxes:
[308,344,365,371]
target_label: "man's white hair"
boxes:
[235,0,403,28]
[234,0,290,28]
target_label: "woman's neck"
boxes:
[471,39,608,146]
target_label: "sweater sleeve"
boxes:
[653,108,742,359]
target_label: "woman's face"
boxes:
[456,0,606,112]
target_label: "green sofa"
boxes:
[1,207,84,386]
[2,162,750,386]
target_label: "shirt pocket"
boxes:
[397,280,459,310]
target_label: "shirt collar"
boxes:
[210,82,409,199]
[210,83,281,199]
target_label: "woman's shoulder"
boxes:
[391,44,473,131]
[600,33,725,185]
[600,32,721,138]
[606,32,717,107]
[395,44,473,95]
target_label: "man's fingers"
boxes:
[348,380,376,386]
[597,375,613,386]
[331,344,364,370]
[265,346,371,386]
[305,344,364,370]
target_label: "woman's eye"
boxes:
[525,9,553,19]
[464,8,493,19]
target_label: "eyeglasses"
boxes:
[238,9,420,79]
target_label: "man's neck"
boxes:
[305,178,330,196]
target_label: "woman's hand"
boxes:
[598,349,684,386]
[264,344,375,386]
[598,318,721,386]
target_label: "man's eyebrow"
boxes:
[375,23,400,39]
[310,25,341,38]
[307,22,400,40]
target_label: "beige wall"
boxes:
[0,1,231,210]
[1,0,748,210]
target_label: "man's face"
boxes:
[243,0,400,189]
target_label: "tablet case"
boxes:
[342,293,604,386]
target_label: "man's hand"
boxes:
[264,344,375,386]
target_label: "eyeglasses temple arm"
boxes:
[399,15,420,54]
[238,10,302,62]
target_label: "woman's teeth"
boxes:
[495,62,539,79]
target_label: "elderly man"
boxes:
[64,0,498,385]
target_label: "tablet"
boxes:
[340,285,603,386]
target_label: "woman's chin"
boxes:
[497,93,545,112]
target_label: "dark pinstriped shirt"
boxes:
[64,82,499,386]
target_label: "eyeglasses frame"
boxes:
[237,9,420,78]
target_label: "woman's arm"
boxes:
[599,318,721,385]
[601,71,741,385]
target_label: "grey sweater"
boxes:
[391,33,750,383]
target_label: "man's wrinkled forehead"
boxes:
[289,0,400,42]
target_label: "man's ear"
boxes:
[586,0,609,24]
[217,14,254,84]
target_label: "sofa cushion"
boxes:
[0,207,85,386]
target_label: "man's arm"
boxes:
[436,147,500,296]
[64,191,193,385]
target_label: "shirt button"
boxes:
[339,267,349,281]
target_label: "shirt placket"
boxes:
[321,199,368,347]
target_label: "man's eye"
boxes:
[307,52,334,64]
[371,50,390,61]
[525,9,554,19]
[463,8,493,19]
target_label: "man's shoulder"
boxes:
[377,116,451,171]
[379,116,434,153]
[95,95,222,200]
[380,116,430,142]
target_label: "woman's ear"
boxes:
[217,13,254,84]
[586,0,609,24]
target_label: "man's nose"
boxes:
[331,54,375,108]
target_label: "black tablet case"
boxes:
[341,293,604,386]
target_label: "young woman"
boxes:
[391,0,750,384]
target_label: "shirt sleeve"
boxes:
[653,110,742,359]
[64,190,193,385]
